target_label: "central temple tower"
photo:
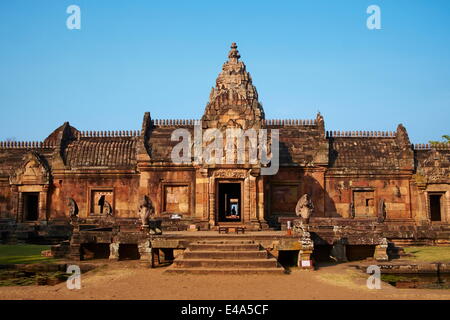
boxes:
[201,43,265,130]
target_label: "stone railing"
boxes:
[151,119,198,126]
[0,141,56,149]
[263,119,317,126]
[326,131,396,138]
[78,130,140,138]
[414,143,450,150]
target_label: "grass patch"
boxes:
[0,270,70,287]
[381,274,420,283]
[403,246,450,263]
[0,244,57,264]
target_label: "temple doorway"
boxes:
[217,182,242,223]
[23,192,39,221]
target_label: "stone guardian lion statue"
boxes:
[139,195,154,227]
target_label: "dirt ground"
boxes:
[0,261,449,300]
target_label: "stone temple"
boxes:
[0,43,449,270]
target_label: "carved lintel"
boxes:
[212,169,248,179]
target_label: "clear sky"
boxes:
[0,0,449,143]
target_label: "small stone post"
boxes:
[138,240,152,266]
[69,231,81,261]
[374,238,389,262]
[109,242,119,260]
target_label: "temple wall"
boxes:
[48,174,140,219]
[324,174,412,220]
[265,168,326,219]
[139,169,195,217]
[410,183,450,224]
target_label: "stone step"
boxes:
[195,240,255,244]
[165,267,286,275]
[173,258,279,269]
[183,250,268,260]
[189,244,261,251]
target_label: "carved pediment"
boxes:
[9,151,51,185]
[417,150,450,184]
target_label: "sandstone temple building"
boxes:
[0,43,449,267]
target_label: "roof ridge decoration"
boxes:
[201,43,265,130]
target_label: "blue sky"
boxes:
[0,0,449,143]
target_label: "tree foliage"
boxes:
[429,135,450,145]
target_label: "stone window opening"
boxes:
[23,192,39,221]
[353,190,375,217]
[429,193,443,222]
[89,189,114,215]
[98,195,105,214]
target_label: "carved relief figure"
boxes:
[68,198,78,218]
[295,194,314,223]
[68,198,78,222]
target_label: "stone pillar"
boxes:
[16,190,23,223]
[249,175,258,221]
[109,242,119,260]
[257,176,269,229]
[138,240,151,265]
[39,186,48,221]
[243,177,251,223]
[374,238,389,262]
[297,225,314,269]
[208,176,215,227]
[195,168,209,221]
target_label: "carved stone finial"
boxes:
[228,42,240,62]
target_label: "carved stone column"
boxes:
[15,188,23,223]
[243,177,250,223]
[195,168,209,221]
[249,175,257,221]
[208,176,216,227]
[39,186,48,221]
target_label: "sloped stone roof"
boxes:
[65,138,137,168]
[329,137,402,169]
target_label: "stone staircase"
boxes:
[165,240,286,275]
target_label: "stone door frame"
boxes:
[215,178,244,225]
